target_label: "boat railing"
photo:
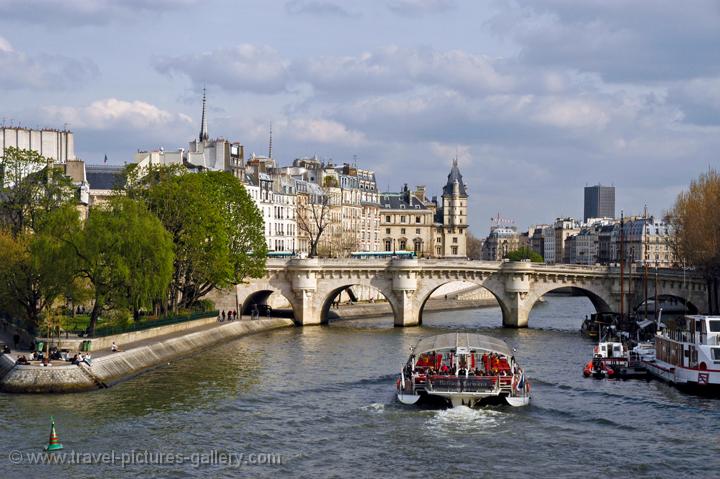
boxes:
[426,375,512,394]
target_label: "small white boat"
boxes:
[397,333,531,408]
[643,315,720,394]
[583,339,628,379]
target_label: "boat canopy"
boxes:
[413,333,513,357]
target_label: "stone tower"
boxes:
[440,159,468,257]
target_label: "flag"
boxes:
[516,372,525,392]
[104,154,108,164]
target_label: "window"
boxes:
[384,240,392,252]
[712,348,720,361]
[436,246,442,255]
[709,321,720,333]
[401,228,406,234]
[451,246,458,255]
[400,216,406,223]
[399,240,407,250]
[453,237,458,244]
[416,228,421,235]
[385,228,391,234]
[385,215,391,222]
[436,237,441,243]
[416,216,421,223]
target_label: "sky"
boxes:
[1,0,719,235]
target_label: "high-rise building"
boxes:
[584,184,615,221]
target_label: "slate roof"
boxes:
[442,159,468,196]
[379,192,428,210]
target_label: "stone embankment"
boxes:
[0,318,293,394]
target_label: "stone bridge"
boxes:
[214,258,708,328]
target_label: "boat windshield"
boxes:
[709,320,720,333]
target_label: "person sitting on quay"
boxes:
[41,357,51,367]
[111,342,121,353]
[16,354,29,365]
[2,344,10,355]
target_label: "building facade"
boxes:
[584,184,615,222]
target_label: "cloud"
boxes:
[43,98,192,130]
[491,0,720,83]
[387,0,456,16]
[154,44,290,94]
[281,118,367,146]
[0,36,98,90]
[0,0,200,25]
[285,0,358,17]
[293,46,514,98]
[668,77,720,126]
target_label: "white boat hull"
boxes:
[505,395,531,407]
[644,359,720,389]
[396,393,421,405]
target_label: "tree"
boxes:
[505,247,544,262]
[467,232,484,259]
[668,169,720,313]
[61,198,175,334]
[296,192,336,258]
[0,147,75,237]
[0,205,79,331]
[127,167,266,311]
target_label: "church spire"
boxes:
[199,87,209,142]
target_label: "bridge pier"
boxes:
[393,290,419,327]
[392,259,420,327]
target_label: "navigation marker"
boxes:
[45,416,64,451]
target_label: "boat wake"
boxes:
[425,406,505,436]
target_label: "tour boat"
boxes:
[642,315,720,394]
[583,339,628,379]
[396,333,530,408]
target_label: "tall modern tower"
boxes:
[584,184,615,222]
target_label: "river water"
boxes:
[2,296,719,478]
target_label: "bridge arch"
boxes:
[313,277,399,325]
[414,277,510,326]
[317,283,400,325]
[236,281,298,321]
[526,283,614,315]
[632,294,699,316]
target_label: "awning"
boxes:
[413,333,513,357]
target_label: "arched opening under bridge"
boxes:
[320,284,398,326]
[528,286,612,330]
[241,289,296,320]
[417,281,505,327]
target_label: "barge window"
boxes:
[709,321,720,333]
[712,348,720,361]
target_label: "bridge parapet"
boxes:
[237,259,708,328]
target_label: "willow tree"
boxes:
[58,198,175,334]
[668,169,720,313]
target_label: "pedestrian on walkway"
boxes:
[13,333,20,350]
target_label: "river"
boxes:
[2,296,719,478]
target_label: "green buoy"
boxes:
[45,417,63,451]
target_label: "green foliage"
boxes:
[0,147,76,236]
[0,204,79,331]
[505,247,544,262]
[127,167,266,310]
[60,197,175,334]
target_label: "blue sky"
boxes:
[2,0,720,234]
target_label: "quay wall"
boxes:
[40,315,220,353]
[0,318,293,394]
